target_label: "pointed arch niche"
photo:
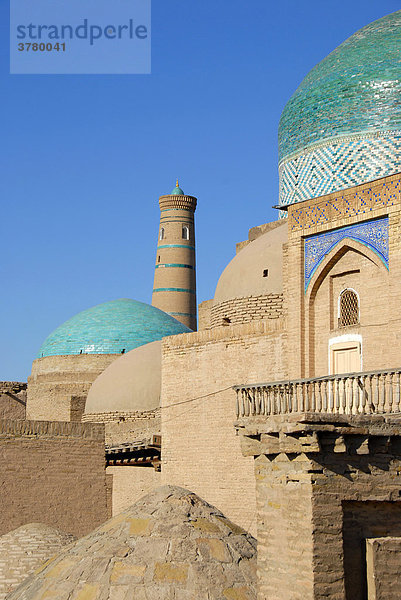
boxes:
[304,238,389,377]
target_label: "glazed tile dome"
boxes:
[37,298,191,358]
[279,10,401,207]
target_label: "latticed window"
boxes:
[339,289,359,327]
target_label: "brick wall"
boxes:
[0,419,109,537]
[210,294,284,328]
[161,319,287,535]
[107,466,161,516]
[0,383,26,420]
[83,409,160,446]
[239,415,401,600]
[27,354,118,421]
[366,537,401,599]
[198,299,213,331]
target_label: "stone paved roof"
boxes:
[0,523,75,600]
[7,486,257,600]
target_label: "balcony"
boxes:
[234,368,401,419]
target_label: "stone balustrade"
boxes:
[235,368,401,418]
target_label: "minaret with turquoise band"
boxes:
[152,180,197,331]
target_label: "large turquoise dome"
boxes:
[279,10,401,207]
[38,298,191,358]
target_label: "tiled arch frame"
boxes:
[304,238,388,376]
[305,239,385,304]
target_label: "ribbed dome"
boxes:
[279,10,401,207]
[37,299,191,358]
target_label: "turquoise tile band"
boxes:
[157,244,195,250]
[155,264,194,270]
[153,288,196,294]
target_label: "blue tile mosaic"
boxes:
[38,298,191,358]
[280,134,401,207]
[278,10,401,207]
[304,217,389,291]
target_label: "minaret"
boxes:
[152,180,197,331]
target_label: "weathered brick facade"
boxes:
[209,294,284,328]
[0,383,26,421]
[27,354,118,421]
[238,414,401,600]
[83,408,160,446]
[161,319,288,535]
[0,419,109,537]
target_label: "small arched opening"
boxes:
[338,288,360,328]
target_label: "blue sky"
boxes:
[1,0,399,381]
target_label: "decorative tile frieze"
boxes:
[304,217,389,291]
[280,133,401,208]
[289,174,400,233]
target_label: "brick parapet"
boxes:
[161,321,288,536]
[82,408,160,425]
[0,382,27,394]
[0,418,105,441]
[163,317,286,350]
[83,410,160,446]
[209,294,284,328]
[0,418,108,537]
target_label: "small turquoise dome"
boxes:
[37,299,191,358]
[278,10,401,207]
[170,180,185,195]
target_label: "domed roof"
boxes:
[85,340,161,415]
[8,486,257,600]
[214,221,288,303]
[279,10,401,163]
[0,523,75,599]
[170,180,185,195]
[38,299,191,358]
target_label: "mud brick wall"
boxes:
[249,424,401,600]
[82,408,160,446]
[161,319,288,536]
[210,294,284,328]
[0,383,26,420]
[0,419,109,537]
[366,537,401,599]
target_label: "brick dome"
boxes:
[7,487,257,600]
[0,523,75,599]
